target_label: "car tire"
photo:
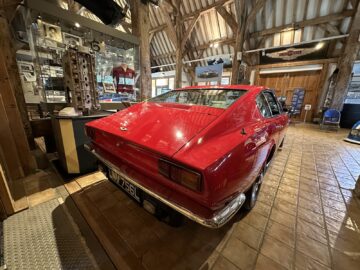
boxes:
[265,146,275,173]
[244,169,264,210]
[278,137,285,150]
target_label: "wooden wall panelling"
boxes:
[258,70,322,122]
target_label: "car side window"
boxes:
[256,94,272,118]
[263,91,280,116]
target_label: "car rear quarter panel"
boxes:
[173,90,264,208]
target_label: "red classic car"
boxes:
[85,85,288,228]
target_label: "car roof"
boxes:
[176,85,266,93]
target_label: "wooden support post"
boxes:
[0,16,34,149]
[131,0,152,100]
[175,46,183,88]
[231,0,246,84]
[0,16,36,175]
[232,0,266,84]
[331,2,360,110]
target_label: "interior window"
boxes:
[263,91,280,115]
[256,94,272,118]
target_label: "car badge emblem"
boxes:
[120,127,128,131]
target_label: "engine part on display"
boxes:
[63,48,100,115]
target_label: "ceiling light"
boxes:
[213,42,219,48]
[75,22,81,28]
[315,42,324,50]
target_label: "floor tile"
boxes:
[211,255,239,270]
[233,221,264,250]
[242,211,269,232]
[298,197,323,214]
[297,218,328,245]
[297,207,325,228]
[270,208,296,229]
[253,201,272,217]
[221,238,257,270]
[295,250,331,270]
[296,235,331,266]
[260,234,294,269]
[254,254,287,270]
[266,220,295,247]
[273,198,297,216]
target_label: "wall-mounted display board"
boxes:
[345,63,360,105]
[260,42,328,64]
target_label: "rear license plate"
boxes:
[109,169,141,203]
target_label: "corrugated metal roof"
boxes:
[149,0,353,70]
[78,0,355,70]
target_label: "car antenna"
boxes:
[241,128,246,135]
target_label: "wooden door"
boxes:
[258,70,321,122]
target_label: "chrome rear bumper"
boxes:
[85,143,245,228]
[344,138,360,145]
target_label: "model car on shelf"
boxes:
[344,120,360,144]
[85,85,289,228]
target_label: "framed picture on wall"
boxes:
[38,20,63,43]
[63,33,83,47]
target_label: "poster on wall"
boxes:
[18,61,36,82]
[195,63,223,83]
[38,20,63,43]
[103,82,116,93]
[291,88,305,115]
[62,33,83,47]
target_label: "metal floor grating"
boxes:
[3,198,96,270]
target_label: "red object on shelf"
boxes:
[111,65,135,93]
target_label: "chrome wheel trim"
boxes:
[249,171,263,208]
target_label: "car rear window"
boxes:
[148,89,247,109]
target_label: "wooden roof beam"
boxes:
[216,5,238,32]
[159,3,177,45]
[183,0,234,20]
[180,13,200,51]
[319,23,341,35]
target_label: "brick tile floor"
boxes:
[68,124,360,270]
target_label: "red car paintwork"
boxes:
[85,85,288,220]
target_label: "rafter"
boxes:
[319,23,341,35]
[183,0,234,20]
[216,5,238,32]
[159,4,177,45]
[180,13,200,51]
[245,0,267,28]
[150,0,234,34]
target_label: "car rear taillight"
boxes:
[158,159,202,192]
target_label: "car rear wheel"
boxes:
[244,169,264,210]
[265,146,275,173]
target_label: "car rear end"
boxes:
[85,87,251,227]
